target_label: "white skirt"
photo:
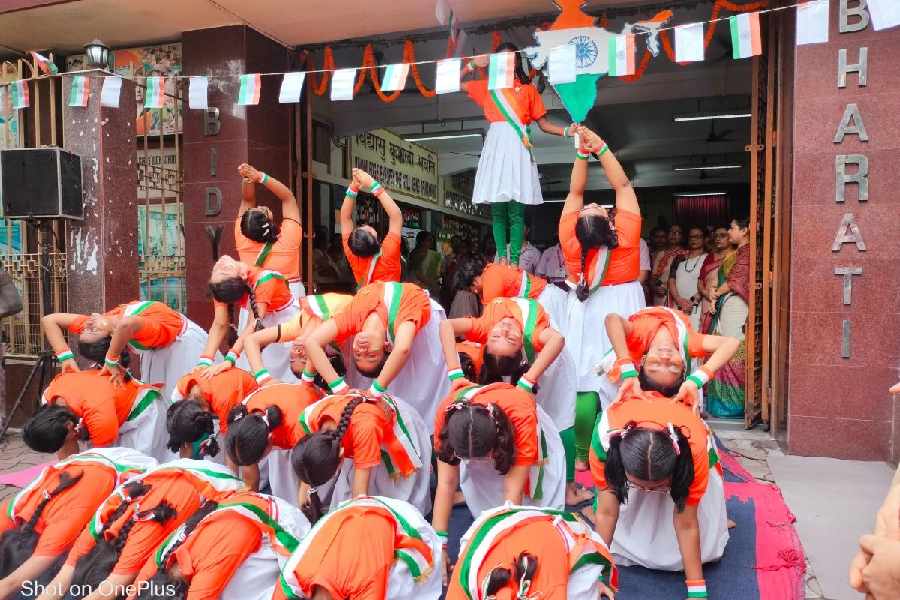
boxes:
[329,397,433,515]
[562,281,646,392]
[610,468,730,571]
[346,299,450,426]
[460,406,565,517]
[136,318,210,406]
[117,394,169,462]
[237,301,301,383]
[472,122,543,206]
[267,447,338,506]
[534,285,577,431]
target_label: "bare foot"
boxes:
[728,519,737,529]
[566,483,593,507]
[575,458,589,472]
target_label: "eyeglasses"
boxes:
[626,480,670,494]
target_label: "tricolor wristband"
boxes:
[56,350,74,363]
[345,185,359,198]
[563,125,569,138]
[576,151,590,160]
[224,351,238,366]
[597,144,610,157]
[254,368,272,384]
[329,376,349,394]
[370,181,384,196]
[687,369,711,389]
[436,530,449,544]
[300,369,316,383]
[686,579,707,598]
[104,356,120,368]
[619,362,638,380]
[196,357,213,368]
[369,380,387,397]
[259,172,269,185]
[516,377,535,393]
[447,368,464,382]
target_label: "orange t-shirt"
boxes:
[0,461,118,557]
[463,298,549,354]
[280,293,353,342]
[66,471,205,574]
[589,391,710,506]
[342,231,403,287]
[175,369,258,435]
[42,370,156,447]
[559,209,642,286]
[464,80,547,125]
[235,217,302,281]
[67,301,184,350]
[333,282,431,344]
[625,307,707,365]
[456,341,484,379]
[214,267,293,316]
[480,263,547,304]
[244,384,323,450]
[446,520,570,600]
[433,383,539,468]
[286,505,398,600]
[304,396,393,471]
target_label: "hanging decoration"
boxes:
[100,76,122,107]
[68,75,90,107]
[188,76,208,110]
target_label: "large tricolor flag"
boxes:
[730,13,762,59]
[9,80,28,109]
[68,75,90,107]
[30,51,58,75]
[144,77,164,109]
[380,63,409,92]
[237,74,261,105]
[488,52,515,90]
[607,33,636,77]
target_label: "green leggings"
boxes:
[575,391,600,463]
[491,201,525,264]
[560,427,576,483]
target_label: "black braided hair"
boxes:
[136,501,220,600]
[479,353,529,387]
[515,552,539,596]
[209,277,263,331]
[166,400,219,458]
[638,364,685,398]
[291,396,365,523]
[0,471,84,578]
[240,208,279,244]
[225,404,282,466]
[573,214,619,302]
[245,285,264,332]
[440,402,515,475]
[482,565,512,598]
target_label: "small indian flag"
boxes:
[9,80,28,109]
[144,76,164,109]
[730,12,762,59]
[237,73,261,106]
[30,51,58,75]
[488,51,515,90]
[608,33,636,76]
[380,63,409,92]
[68,75,90,107]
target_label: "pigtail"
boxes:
[331,396,363,443]
[225,405,281,466]
[101,481,152,535]
[436,403,465,465]
[575,245,590,302]
[669,432,695,513]
[112,502,177,557]
[489,403,515,476]
[301,489,326,525]
[24,472,84,533]
[515,552,539,598]
[481,566,512,599]
[604,433,629,504]
[158,501,218,571]
[166,400,217,456]
[245,285,264,332]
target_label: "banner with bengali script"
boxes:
[137,147,179,199]
[350,129,439,204]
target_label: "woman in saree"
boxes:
[698,225,731,334]
[704,217,751,418]
[650,225,686,307]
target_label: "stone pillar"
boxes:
[62,71,140,312]
[181,25,292,327]
[788,1,900,460]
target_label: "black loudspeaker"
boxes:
[0,148,83,220]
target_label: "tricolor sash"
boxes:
[456,505,617,600]
[360,249,383,288]
[278,496,435,599]
[254,242,274,267]
[126,386,162,422]
[453,384,547,501]
[382,282,404,344]
[487,88,532,151]
[658,307,692,368]
[584,246,612,296]
[305,294,333,321]
[510,298,539,363]
[517,269,532,298]
[123,301,156,351]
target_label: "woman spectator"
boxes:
[650,225,686,306]
[668,226,708,330]
[698,225,732,334]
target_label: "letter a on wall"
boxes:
[832,212,866,252]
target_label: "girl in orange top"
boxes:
[200,256,298,383]
[235,163,305,300]
[431,383,565,549]
[275,496,442,600]
[447,505,618,600]
[41,301,209,403]
[36,460,241,600]
[0,448,156,600]
[557,125,647,475]
[305,281,449,423]
[224,383,323,503]
[292,392,432,520]
[26,364,168,461]
[171,368,258,437]
[590,390,729,597]
[462,44,574,265]
[131,491,309,600]
[243,293,352,383]
[340,168,403,288]
[599,306,740,409]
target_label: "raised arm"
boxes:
[243,326,282,376]
[339,175,358,238]
[581,127,639,216]
[536,116,574,137]
[604,313,635,362]
[40,313,83,372]
[439,318,474,374]
[353,168,402,236]
[238,163,300,223]
[372,321,415,390]
[304,320,342,388]
[698,334,739,376]
[239,175,256,216]
[561,142,589,217]
[230,301,269,357]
